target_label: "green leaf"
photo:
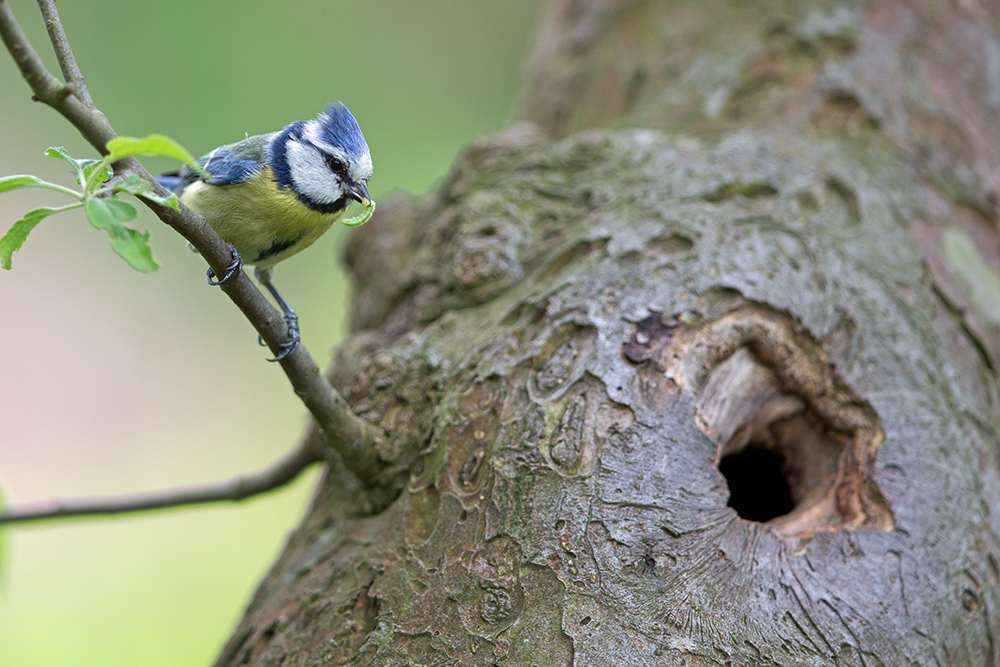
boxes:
[45,147,98,193]
[109,227,158,273]
[0,174,81,199]
[44,146,80,169]
[0,207,66,270]
[0,174,51,194]
[46,147,112,190]
[85,198,158,272]
[105,135,207,176]
[80,159,111,187]
[84,197,137,230]
[111,174,180,209]
[341,199,376,228]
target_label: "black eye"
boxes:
[326,156,346,173]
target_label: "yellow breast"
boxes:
[179,166,343,267]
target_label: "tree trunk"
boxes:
[215,0,1000,664]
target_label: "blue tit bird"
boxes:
[157,102,373,360]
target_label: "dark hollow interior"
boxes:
[719,446,795,522]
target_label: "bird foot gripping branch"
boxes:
[206,242,243,285]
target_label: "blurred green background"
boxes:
[0,1,541,664]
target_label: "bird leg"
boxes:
[206,243,243,285]
[254,266,300,362]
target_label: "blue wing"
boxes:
[157,132,273,192]
[196,147,263,186]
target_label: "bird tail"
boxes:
[155,172,184,192]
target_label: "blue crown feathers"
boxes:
[317,102,369,159]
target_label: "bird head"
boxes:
[272,102,373,213]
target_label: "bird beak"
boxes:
[348,181,371,206]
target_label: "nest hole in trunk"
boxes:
[696,346,888,538]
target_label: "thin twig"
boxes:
[0,440,326,526]
[0,0,110,155]
[0,0,386,524]
[36,0,92,108]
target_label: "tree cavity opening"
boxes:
[651,303,895,540]
[694,344,892,538]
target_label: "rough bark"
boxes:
[216,0,1000,665]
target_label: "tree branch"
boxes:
[0,0,386,523]
[0,0,111,154]
[0,439,325,526]
[36,0,93,108]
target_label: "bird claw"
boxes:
[265,311,300,362]
[206,243,243,285]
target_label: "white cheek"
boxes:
[287,140,344,204]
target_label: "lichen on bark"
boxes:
[214,121,1000,665]
[216,0,1000,664]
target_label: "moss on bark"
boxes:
[217,1,1000,664]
